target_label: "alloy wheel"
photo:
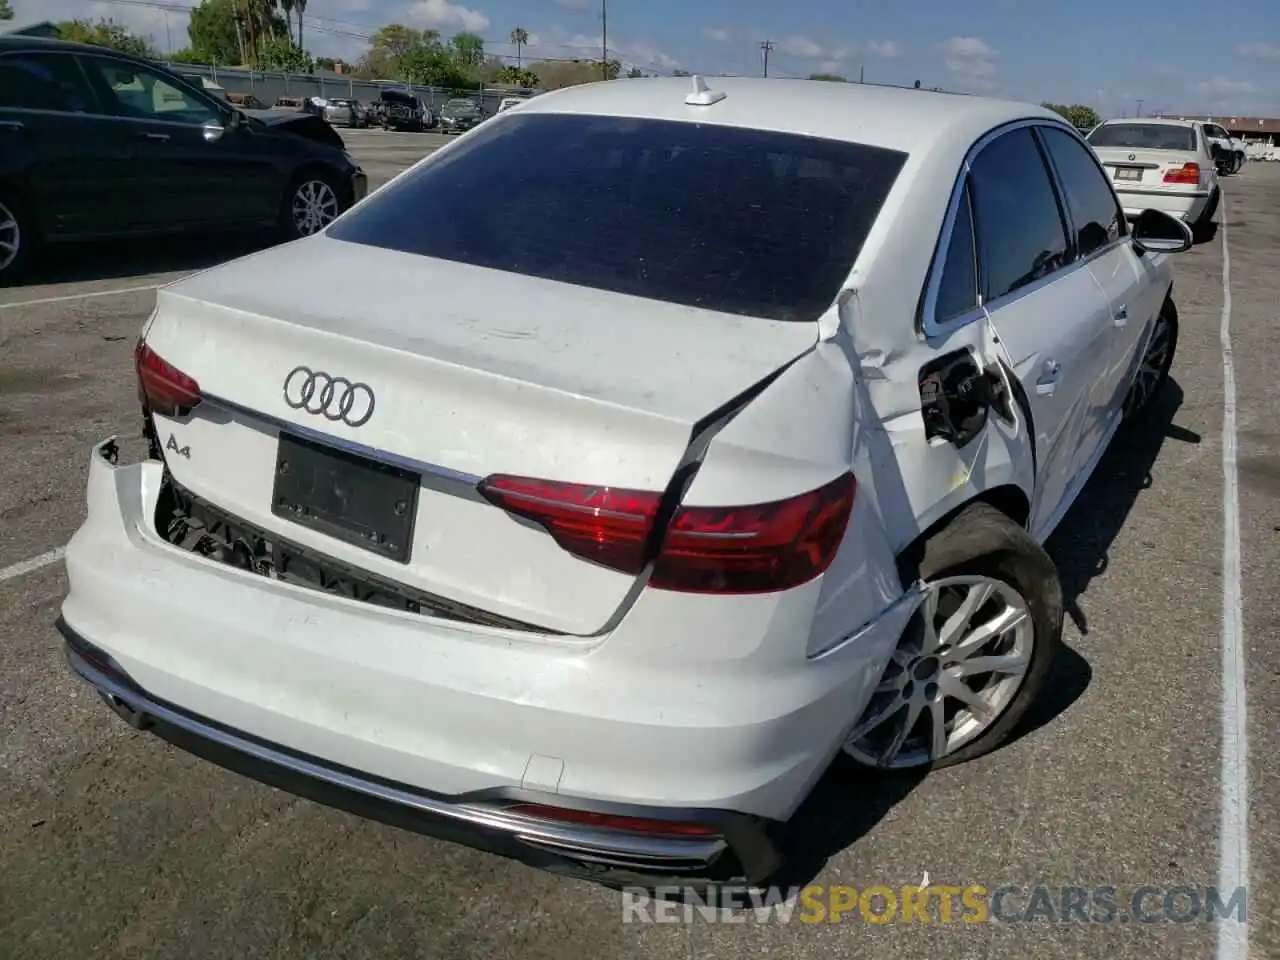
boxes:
[1123,313,1172,418]
[0,199,21,273]
[843,575,1035,770]
[291,180,339,237]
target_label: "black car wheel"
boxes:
[0,190,33,286]
[281,172,342,240]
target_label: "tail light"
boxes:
[477,472,856,594]
[135,340,202,417]
[1163,163,1201,185]
[504,802,719,837]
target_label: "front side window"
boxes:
[81,57,219,126]
[968,127,1071,304]
[328,113,909,322]
[0,53,97,113]
[1039,127,1126,257]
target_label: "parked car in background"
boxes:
[439,97,483,133]
[60,77,1194,887]
[1200,120,1244,174]
[324,97,367,128]
[1086,118,1220,236]
[224,91,269,110]
[378,89,429,131]
[0,35,367,284]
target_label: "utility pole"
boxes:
[1135,98,1144,117]
[601,0,608,80]
[859,64,864,83]
[760,40,775,78]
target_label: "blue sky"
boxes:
[32,0,1280,116]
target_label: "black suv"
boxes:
[0,36,367,284]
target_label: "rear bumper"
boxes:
[1117,187,1211,222]
[59,439,918,880]
[60,621,771,885]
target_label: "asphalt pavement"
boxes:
[0,141,1277,959]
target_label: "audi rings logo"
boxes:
[283,366,376,427]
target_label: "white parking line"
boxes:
[0,547,66,584]
[0,283,164,311]
[1216,200,1249,960]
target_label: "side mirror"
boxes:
[202,120,226,143]
[1131,208,1193,255]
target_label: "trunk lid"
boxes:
[1091,146,1206,190]
[143,235,819,635]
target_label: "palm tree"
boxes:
[294,0,307,50]
[509,26,528,68]
[278,0,295,44]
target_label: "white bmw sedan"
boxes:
[60,77,1193,885]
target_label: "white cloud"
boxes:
[938,36,998,88]
[405,0,490,34]
[702,26,733,43]
[866,40,903,58]
[938,36,995,59]
[1190,76,1258,96]
[554,0,592,8]
[30,0,187,52]
[1236,42,1280,60]
[779,35,826,59]
[564,32,679,71]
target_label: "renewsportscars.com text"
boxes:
[621,884,1249,925]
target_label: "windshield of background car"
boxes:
[326,113,908,322]
[1088,123,1197,151]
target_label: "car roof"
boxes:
[515,76,1065,155]
[0,34,136,56]
[1099,117,1198,128]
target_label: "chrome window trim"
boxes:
[920,118,1132,339]
[1036,122,1131,254]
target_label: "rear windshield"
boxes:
[327,113,907,322]
[1088,123,1197,151]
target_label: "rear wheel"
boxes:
[280,171,343,240]
[843,503,1063,771]
[0,190,33,286]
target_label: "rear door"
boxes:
[0,50,135,238]
[1038,125,1158,447]
[968,124,1114,540]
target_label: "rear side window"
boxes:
[968,127,1071,304]
[0,53,97,113]
[328,113,908,322]
[1088,123,1196,152]
[935,184,979,321]
[1039,127,1126,256]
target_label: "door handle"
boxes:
[1114,304,1129,327]
[0,120,24,131]
[137,131,171,142]
[1035,359,1062,396]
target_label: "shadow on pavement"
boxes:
[18,232,276,286]
[1046,378,1197,636]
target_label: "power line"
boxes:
[759,40,775,78]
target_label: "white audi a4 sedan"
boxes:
[60,77,1193,886]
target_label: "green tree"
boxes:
[497,65,538,87]
[358,24,434,79]
[56,19,157,58]
[450,32,484,68]
[186,0,244,65]
[809,72,847,82]
[314,56,336,70]
[509,26,528,67]
[1042,102,1101,130]
[0,1,14,22]
[259,35,310,71]
[168,47,208,63]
